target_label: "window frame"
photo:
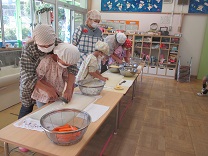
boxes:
[0,0,88,47]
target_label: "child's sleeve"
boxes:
[88,58,98,73]
[114,46,123,55]
[63,69,68,82]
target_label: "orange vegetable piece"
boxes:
[52,124,82,142]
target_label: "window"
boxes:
[2,0,17,44]
[74,12,83,29]
[0,0,87,48]
[58,0,87,9]
[34,1,55,26]
[20,0,32,42]
[58,7,71,42]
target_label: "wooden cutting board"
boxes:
[29,94,97,120]
[102,72,124,87]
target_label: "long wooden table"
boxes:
[0,91,123,156]
[0,65,143,156]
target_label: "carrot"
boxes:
[58,128,73,132]
[52,124,82,142]
[53,124,70,131]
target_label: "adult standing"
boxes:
[101,32,127,73]
[72,9,103,68]
[18,24,78,119]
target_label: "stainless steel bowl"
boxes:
[119,67,138,77]
[108,65,120,73]
[77,79,105,96]
[40,109,91,146]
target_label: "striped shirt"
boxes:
[20,39,78,107]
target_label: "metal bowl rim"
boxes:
[77,79,105,88]
[40,108,91,134]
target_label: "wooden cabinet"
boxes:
[133,34,180,78]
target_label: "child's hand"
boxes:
[63,89,73,102]
[101,77,108,82]
[47,87,58,100]
[104,77,109,80]
[116,59,123,64]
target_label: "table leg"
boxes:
[141,68,143,83]
[4,142,9,156]
[132,79,136,100]
[114,101,120,135]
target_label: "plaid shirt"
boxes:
[72,24,103,68]
[72,24,103,54]
[20,39,78,107]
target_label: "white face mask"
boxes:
[91,21,99,29]
[37,44,55,53]
[57,61,68,68]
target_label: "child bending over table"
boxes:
[31,43,80,108]
[76,41,109,83]
[108,39,132,65]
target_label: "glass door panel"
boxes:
[2,0,17,46]
[34,1,55,27]
[20,0,32,43]
[58,7,71,42]
[74,12,83,30]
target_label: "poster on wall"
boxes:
[101,0,163,12]
[188,0,208,14]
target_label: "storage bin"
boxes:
[148,66,157,74]
[143,65,148,73]
[157,67,166,75]
[166,68,175,76]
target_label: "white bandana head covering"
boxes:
[32,24,56,45]
[95,41,109,55]
[116,33,127,44]
[54,43,80,65]
[87,10,101,20]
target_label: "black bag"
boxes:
[160,27,169,36]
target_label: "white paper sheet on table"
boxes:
[83,103,109,122]
[14,117,44,132]
[13,94,102,131]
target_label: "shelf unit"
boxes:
[133,34,180,78]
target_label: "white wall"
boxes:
[91,0,207,76]
[179,15,207,76]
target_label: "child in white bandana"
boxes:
[31,43,80,107]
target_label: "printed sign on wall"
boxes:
[101,0,163,12]
[189,0,208,14]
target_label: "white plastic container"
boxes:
[157,67,166,75]
[143,65,148,73]
[166,68,175,76]
[148,66,157,74]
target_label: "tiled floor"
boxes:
[1,76,208,156]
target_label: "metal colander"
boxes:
[77,79,105,96]
[40,109,91,146]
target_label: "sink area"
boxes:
[0,66,20,111]
[0,50,21,111]
[0,66,20,88]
